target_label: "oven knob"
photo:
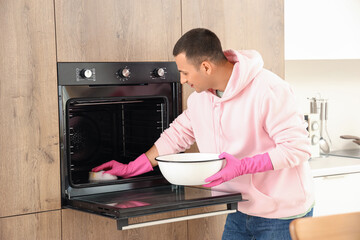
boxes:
[118,68,131,78]
[80,69,93,78]
[153,68,165,77]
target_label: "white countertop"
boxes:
[309,155,360,177]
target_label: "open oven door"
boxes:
[58,62,245,230]
[65,185,245,230]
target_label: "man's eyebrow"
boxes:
[178,69,187,73]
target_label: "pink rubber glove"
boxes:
[203,152,274,187]
[92,154,153,178]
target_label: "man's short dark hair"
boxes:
[173,28,227,67]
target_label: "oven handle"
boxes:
[117,209,236,230]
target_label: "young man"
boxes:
[93,28,314,239]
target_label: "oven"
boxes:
[58,62,244,230]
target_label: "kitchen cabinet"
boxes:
[182,0,284,77]
[61,209,188,240]
[187,205,228,240]
[0,0,60,218]
[54,2,191,239]
[0,211,61,240]
[55,0,181,62]
[313,172,360,217]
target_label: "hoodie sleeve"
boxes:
[261,83,311,170]
[154,108,196,156]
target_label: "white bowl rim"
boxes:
[155,153,224,163]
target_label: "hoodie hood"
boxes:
[209,49,264,102]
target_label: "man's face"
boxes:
[174,53,210,93]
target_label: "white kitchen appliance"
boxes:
[304,113,321,158]
[306,95,332,157]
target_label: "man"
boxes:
[93,28,314,239]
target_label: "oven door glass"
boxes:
[65,185,244,230]
[66,96,169,188]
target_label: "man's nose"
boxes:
[180,77,187,85]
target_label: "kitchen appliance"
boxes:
[304,113,321,158]
[58,62,244,230]
[307,96,332,156]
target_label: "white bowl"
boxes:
[155,153,224,186]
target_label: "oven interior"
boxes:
[66,96,168,187]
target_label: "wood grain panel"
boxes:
[62,209,188,240]
[0,211,61,240]
[186,187,228,240]
[187,205,229,240]
[0,0,60,217]
[55,0,181,62]
[182,0,284,78]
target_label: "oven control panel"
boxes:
[58,62,180,86]
[117,68,131,78]
[152,68,165,78]
[76,68,96,82]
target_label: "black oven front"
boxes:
[57,62,244,230]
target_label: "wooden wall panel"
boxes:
[182,0,284,78]
[185,187,228,240]
[187,205,228,240]
[62,209,188,240]
[55,0,182,62]
[0,211,61,240]
[0,0,60,217]
[181,0,284,108]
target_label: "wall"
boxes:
[285,0,360,151]
[285,59,360,151]
[285,0,360,60]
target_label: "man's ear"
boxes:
[201,61,212,75]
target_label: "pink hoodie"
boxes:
[155,49,314,218]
